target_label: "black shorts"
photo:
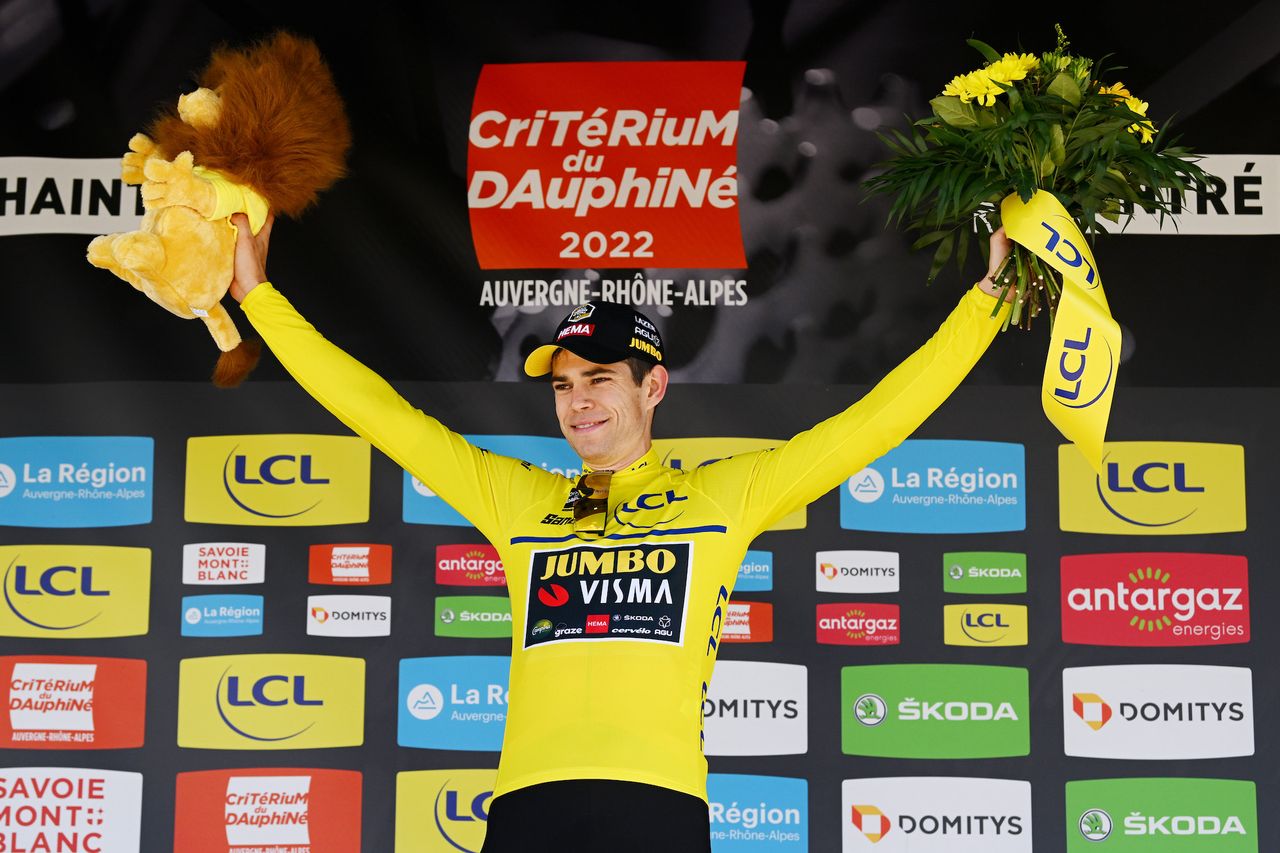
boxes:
[480,778,712,853]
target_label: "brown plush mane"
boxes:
[148,32,350,218]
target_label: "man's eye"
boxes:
[592,376,610,384]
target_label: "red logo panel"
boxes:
[719,601,774,644]
[436,544,506,587]
[0,656,146,749]
[308,544,392,585]
[1061,553,1250,646]
[585,614,611,634]
[816,603,901,646]
[174,768,362,853]
[468,61,746,269]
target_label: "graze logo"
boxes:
[735,550,773,592]
[185,435,370,526]
[183,543,266,585]
[842,777,1032,852]
[0,768,142,852]
[0,656,146,749]
[1101,154,1278,235]
[719,601,773,643]
[174,768,363,853]
[181,594,264,637]
[815,551,899,594]
[1065,778,1257,852]
[816,603,901,646]
[306,595,391,637]
[0,436,153,527]
[524,542,691,648]
[1062,665,1254,759]
[702,661,807,756]
[0,545,150,639]
[395,769,495,853]
[943,604,1028,647]
[398,657,509,751]
[404,435,578,526]
[435,544,505,587]
[0,157,145,234]
[841,665,1030,758]
[178,654,365,750]
[707,774,807,850]
[1061,553,1250,646]
[467,62,745,272]
[435,596,512,639]
[943,551,1027,594]
[308,543,392,585]
[652,437,807,530]
[1058,442,1246,534]
[840,441,1025,533]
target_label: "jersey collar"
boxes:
[583,446,661,478]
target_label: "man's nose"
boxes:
[571,385,595,409]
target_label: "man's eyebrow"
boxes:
[550,365,619,382]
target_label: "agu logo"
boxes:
[943,604,1028,647]
[185,435,370,526]
[174,768,363,853]
[0,655,146,749]
[396,769,495,853]
[0,545,150,638]
[177,654,365,749]
[1058,442,1246,534]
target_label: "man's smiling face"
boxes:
[551,350,667,471]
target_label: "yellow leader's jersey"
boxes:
[242,283,1006,802]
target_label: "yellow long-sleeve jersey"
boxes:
[242,283,1006,801]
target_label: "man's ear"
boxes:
[644,365,669,411]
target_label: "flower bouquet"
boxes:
[863,25,1213,329]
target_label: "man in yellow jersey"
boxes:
[228,212,1011,852]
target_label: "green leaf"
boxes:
[910,230,951,251]
[1050,123,1067,167]
[928,232,956,282]
[930,96,979,129]
[1047,72,1082,107]
[966,38,1001,64]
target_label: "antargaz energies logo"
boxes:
[1066,778,1257,851]
[177,654,365,750]
[185,435,370,526]
[0,436,153,527]
[435,544,505,587]
[396,769,495,853]
[841,664,1029,758]
[0,545,150,638]
[1058,442,1245,534]
[816,603,901,646]
[1061,553,1249,646]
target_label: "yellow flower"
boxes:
[990,52,1039,83]
[1101,82,1155,142]
[1099,81,1132,99]
[941,69,1003,106]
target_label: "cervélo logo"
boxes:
[435,596,512,638]
[1058,442,1246,534]
[0,655,146,749]
[708,774,807,851]
[183,542,265,585]
[841,664,1029,758]
[308,543,392,585]
[816,603,901,646]
[943,551,1026,594]
[702,661,806,756]
[735,550,773,592]
[185,435,370,526]
[1066,777,1257,851]
[181,594,264,637]
[174,768,362,853]
[398,657,509,751]
[0,545,150,638]
[177,654,365,750]
[468,62,746,270]
[719,601,773,643]
[1063,665,1254,759]
[843,777,1031,852]
[0,436,153,527]
[307,595,391,637]
[395,769,495,853]
[816,551,899,594]
[943,604,1028,647]
[1061,553,1249,646]
[840,440,1025,533]
[435,544,505,587]
[0,767,142,851]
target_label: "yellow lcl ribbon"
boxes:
[1001,190,1120,474]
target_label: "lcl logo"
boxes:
[223,674,323,707]
[1106,462,1203,494]
[8,565,108,597]
[229,453,330,485]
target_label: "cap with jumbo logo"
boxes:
[523,301,665,376]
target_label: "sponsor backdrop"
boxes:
[1,2,1277,852]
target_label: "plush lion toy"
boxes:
[87,31,350,387]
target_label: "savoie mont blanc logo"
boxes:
[0,436,153,527]
[0,545,150,638]
[185,435,370,526]
[840,440,1024,533]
